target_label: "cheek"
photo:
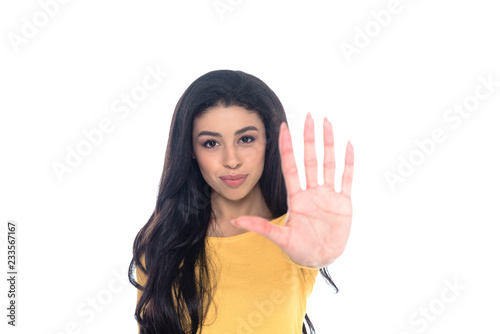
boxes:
[253,142,267,159]
[243,146,266,166]
[196,155,215,173]
[194,152,223,181]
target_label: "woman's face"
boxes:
[192,105,267,201]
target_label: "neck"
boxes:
[209,183,273,235]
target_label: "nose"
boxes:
[223,145,241,169]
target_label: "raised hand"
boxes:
[230,112,354,269]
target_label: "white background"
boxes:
[1,0,499,333]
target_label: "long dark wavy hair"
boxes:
[128,69,339,333]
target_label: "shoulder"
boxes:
[270,212,287,226]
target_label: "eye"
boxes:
[202,140,219,149]
[239,136,255,144]
[201,136,255,150]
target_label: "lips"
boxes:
[220,174,247,180]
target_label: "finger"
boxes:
[231,216,288,249]
[279,122,302,197]
[323,117,336,189]
[341,140,354,197]
[304,112,318,188]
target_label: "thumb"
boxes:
[231,216,288,249]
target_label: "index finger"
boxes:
[279,122,302,198]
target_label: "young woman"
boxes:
[129,69,354,333]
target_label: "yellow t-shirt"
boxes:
[136,213,319,333]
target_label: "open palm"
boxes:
[231,112,354,269]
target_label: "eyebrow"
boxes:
[197,126,259,138]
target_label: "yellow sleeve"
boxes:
[280,249,321,270]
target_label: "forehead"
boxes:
[193,105,264,131]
